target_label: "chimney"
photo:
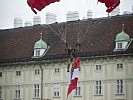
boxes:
[66,11,79,21]
[24,21,32,27]
[33,16,41,25]
[87,10,92,18]
[46,12,56,24]
[123,11,132,15]
[14,17,23,28]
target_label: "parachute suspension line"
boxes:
[75,21,85,45]
[48,24,63,41]
[78,19,93,43]
[76,22,84,45]
[76,23,80,44]
[57,24,67,43]
[64,23,67,43]
[57,23,68,43]
[55,24,66,43]
[60,23,67,44]
[77,32,80,46]
[75,22,82,51]
[56,25,65,41]
[48,24,66,43]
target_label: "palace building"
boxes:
[0,14,133,100]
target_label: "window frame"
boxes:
[34,84,40,98]
[0,72,2,77]
[35,69,40,75]
[53,83,60,97]
[0,86,2,99]
[15,85,21,99]
[35,49,40,57]
[54,68,60,74]
[95,81,102,95]
[75,86,81,96]
[117,42,123,49]
[117,63,123,69]
[16,71,21,76]
[116,80,124,94]
[95,64,102,70]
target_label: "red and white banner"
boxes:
[67,57,80,97]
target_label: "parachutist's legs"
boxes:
[67,64,70,72]
[67,58,71,72]
[67,56,74,72]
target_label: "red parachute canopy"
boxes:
[27,0,60,14]
[98,0,120,13]
[98,0,107,3]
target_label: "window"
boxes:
[54,83,60,97]
[15,85,21,98]
[95,81,102,95]
[117,63,123,69]
[0,86,2,99]
[36,50,40,56]
[116,80,124,94]
[16,71,21,76]
[75,87,81,96]
[0,72,2,77]
[54,68,60,73]
[35,69,40,75]
[34,84,40,97]
[117,43,122,49]
[96,65,102,70]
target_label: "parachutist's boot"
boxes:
[67,69,69,72]
[67,64,70,72]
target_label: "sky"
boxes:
[0,0,133,29]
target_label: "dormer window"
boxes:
[33,33,49,58]
[114,24,131,51]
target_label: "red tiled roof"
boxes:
[0,14,133,63]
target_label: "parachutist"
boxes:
[66,47,76,72]
[65,42,81,72]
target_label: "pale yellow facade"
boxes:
[0,55,133,100]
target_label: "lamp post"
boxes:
[33,33,50,100]
[34,46,50,100]
[40,63,43,100]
